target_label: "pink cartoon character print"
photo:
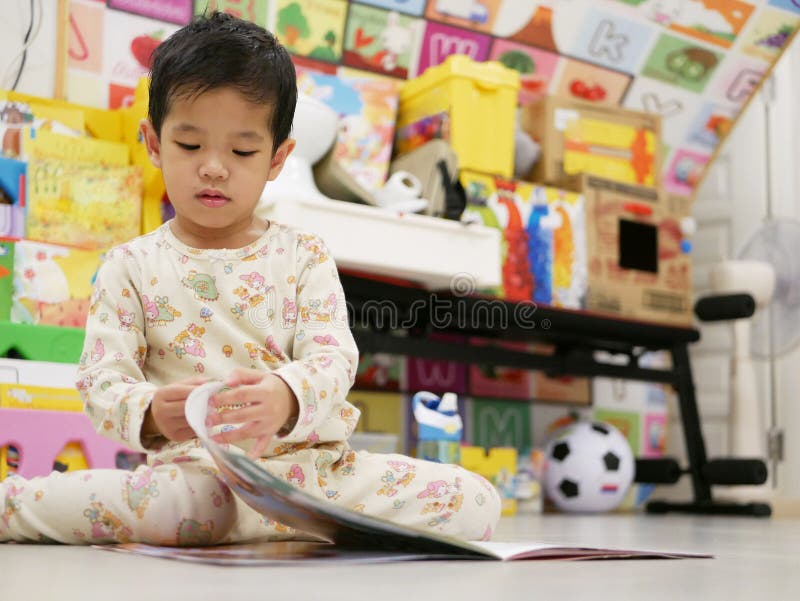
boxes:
[117,308,136,331]
[90,338,105,363]
[82,501,133,543]
[417,477,464,525]
[141,294,158,325]
[239,271,266,290]
[377,460,417,497]
[300,379,318,426]
[122,468,160,519]
[282,298,298,328]
[312,334,339,346]
[287,464,305,488]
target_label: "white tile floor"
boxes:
[2,513,799,600]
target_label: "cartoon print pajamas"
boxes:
[1,222,500,544]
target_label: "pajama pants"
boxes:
[0,441,501,545]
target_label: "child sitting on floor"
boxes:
[0,12,500,546]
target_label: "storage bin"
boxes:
[396,55,519,178]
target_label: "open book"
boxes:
[102,382,707,564]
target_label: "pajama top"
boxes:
[75,220,360,457]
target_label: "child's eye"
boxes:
[233,150,258,157]
[176,142,199,151]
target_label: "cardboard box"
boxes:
[582,176,693,327]
[459,170,587,308]
[520,96,662,191]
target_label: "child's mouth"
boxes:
[198,191,230,207]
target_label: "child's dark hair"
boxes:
[148,11,297,151]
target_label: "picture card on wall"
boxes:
[274,0,348,63]
[355,353,406,392]
[108,0,193,26]
[739,7,800,63]
[709,54,768,109]
[622,75,700,152]
[355,0,427,17]
[570,7,657,75]
[552,57,632,105]
[687,102,737,150]
[469,397,534,453]
[494,4,561,53]
[69,0,106,75]
[637,0,756,49]
[425,0,501,34]
[593,408,642,454]
[103,9,180,87]
[417,21,491,75]
[768,0,800,15]
[663,148,710,196]
[642,33,724,93]
[488,38,561,104]
[195,0,271,26]
[343,4,424,78]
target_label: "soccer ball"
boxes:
[543,421,634,513]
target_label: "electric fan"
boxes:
[719,219,800,497]
[739,220,800,360]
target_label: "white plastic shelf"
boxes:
[258,195,501,290]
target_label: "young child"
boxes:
[0,12,500,546]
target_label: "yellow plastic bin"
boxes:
[0,383,84,480]
[396,55,520,178]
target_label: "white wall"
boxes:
[687,39,800,499]
[0,0,58,97]
[764,42,800,497]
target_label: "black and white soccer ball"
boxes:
[543,421,634,513]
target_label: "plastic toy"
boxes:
[460,446,518,516]
[0,382,138,480]
[0,408,131,479]
[412,391,462,465]
[543,420,634,513]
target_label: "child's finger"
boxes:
[178,376,209,386]
[211,422,264,445]
[172,426,196,441]
[223,368,265,387]
[210,385,267,408]
[165,399,194,417]
[160,384,201,402]
[247,435,272,459]
[206,404,264,426]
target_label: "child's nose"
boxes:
[199,156,228,180]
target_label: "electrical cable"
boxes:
[3,0,43,91]
[11,0,35,90]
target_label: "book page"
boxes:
[184,382,491,558]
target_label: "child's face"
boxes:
[141,86,294,246]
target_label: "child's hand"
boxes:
[206,368,299,458]
[144,376,208,443]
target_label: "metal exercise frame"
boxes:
[340,272,770,517]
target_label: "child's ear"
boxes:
[266,138,296,182]
[139,119,162,169]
